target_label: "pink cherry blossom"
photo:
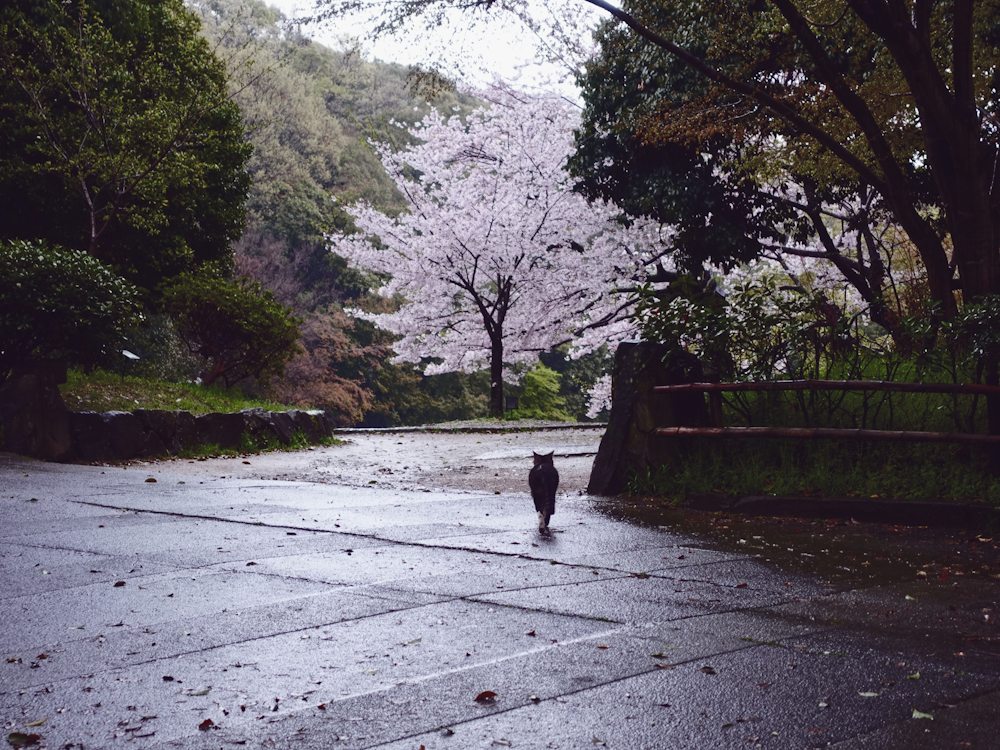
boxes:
[329,82,663,414]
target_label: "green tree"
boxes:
[577,0,999,320]
[0,0,252,292]
[161,270,302,388]
[0,240,140,386]
[569,13,904,336]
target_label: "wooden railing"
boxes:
[652,379,1000,444]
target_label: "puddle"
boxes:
[474,445,599,460]
[592,496,1000,589]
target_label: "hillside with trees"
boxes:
[186,0,533,424]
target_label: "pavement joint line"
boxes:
[68,499,712,577]
[69,497,815,600]
[303,636,765,750]
[0,595,464,696]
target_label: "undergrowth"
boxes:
[61,367,294,414]
[626,437,1000,505]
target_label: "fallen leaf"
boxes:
[700,666,717,675]
[113,581,126,587]
[525,630,536,637]
[592,737,606,746]
[198,718,214,731]
[907,671,920,680]
[597,645,609,650]
[145,478,157,483]
[858,692,879,698]
[6,733,41,747]
[189,688,211,696]
[474,691,498,704]
[492,740,511,747]
[22,720,45,728]
[912,708,934,720]
[735,582,748,588]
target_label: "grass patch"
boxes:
[627,437,1000,506]
[61,368,294,414]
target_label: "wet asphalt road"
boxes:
[2,435,999,750]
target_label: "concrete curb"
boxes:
[332,422,607,435]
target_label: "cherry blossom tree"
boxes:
[329,85,661,416]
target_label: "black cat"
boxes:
[528,451,559,532]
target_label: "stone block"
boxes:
[196,411,245,449]
[102,411,147,461]
[267,411,296,444]
[0,361,75,462]
[69,411,111,462]
[587,341,708,496]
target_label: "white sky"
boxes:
[262,0,603,97]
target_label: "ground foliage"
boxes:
[59,368,293,414]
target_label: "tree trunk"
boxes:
[490,335,504,418]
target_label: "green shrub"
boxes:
[161,268,302,388]
[0,239,139,385]
[506,363,573,421]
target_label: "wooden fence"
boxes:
[652,379,1000,444]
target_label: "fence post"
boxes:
[704,368,724,428]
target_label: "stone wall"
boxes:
[0,364,333,463]
[66,407,333,463]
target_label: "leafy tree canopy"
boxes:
[570,10,909,336]
[0,0,252,294]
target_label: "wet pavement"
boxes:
[1,428,999,750]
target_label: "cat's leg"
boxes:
[538,511,549,531]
